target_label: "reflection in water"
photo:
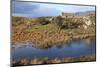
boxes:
[85,38,91,45]
[11,37,96,60]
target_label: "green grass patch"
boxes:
[26,24,59,33]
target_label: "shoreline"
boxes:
[12,55,96,66]
[12,32,95,48]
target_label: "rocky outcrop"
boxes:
[50,12,95,30]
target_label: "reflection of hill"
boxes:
[84,37,96,47]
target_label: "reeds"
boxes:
[12,28,95,48]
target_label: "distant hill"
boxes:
[75,11,95,16]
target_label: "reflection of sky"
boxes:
[12,1,95,17]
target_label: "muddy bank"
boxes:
[12,55,96,66]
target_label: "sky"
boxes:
[12,1,95,17]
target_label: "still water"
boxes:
[11,38,96,60]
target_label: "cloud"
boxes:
[12,1,61,17]
[32,7,61,17]
[12,1,95,17]
[12,1,40,14]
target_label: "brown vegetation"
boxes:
[12,55,96,66]
[12,13,96,47]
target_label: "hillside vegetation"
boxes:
[12,12,96,48]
